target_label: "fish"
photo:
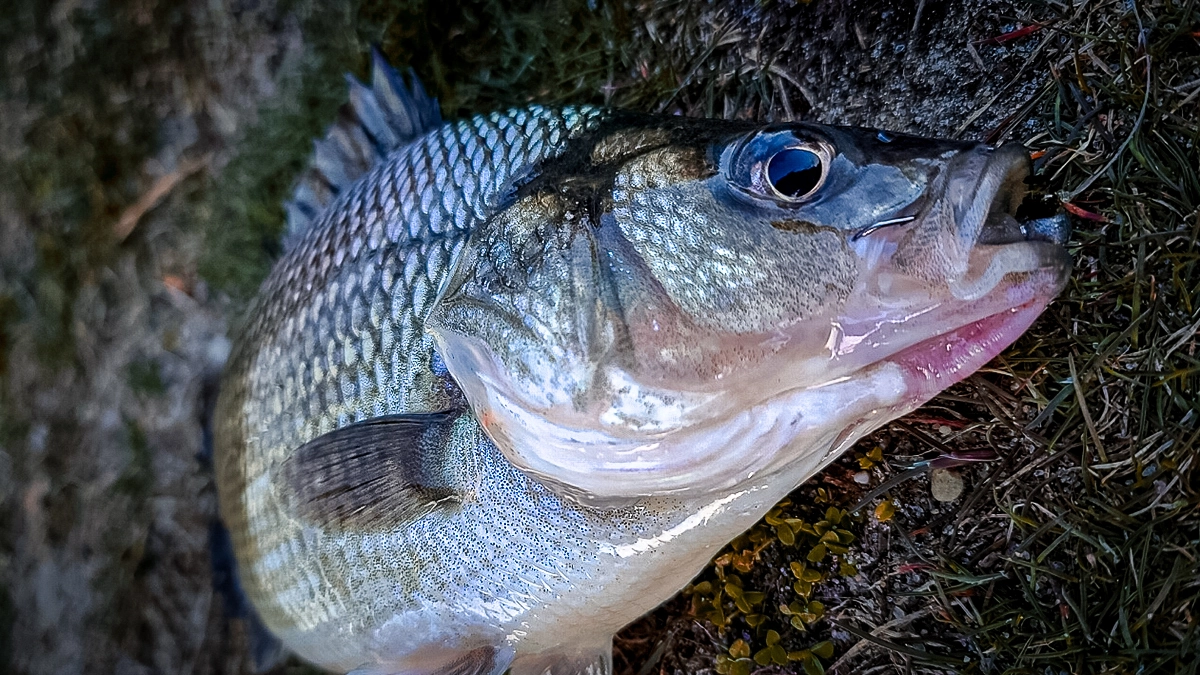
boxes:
[214,51,1071,675]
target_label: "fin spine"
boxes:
[284,48,442,248]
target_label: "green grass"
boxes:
[670,1,1200,672]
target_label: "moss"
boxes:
[197,2,363,300]
[0,0,201,366]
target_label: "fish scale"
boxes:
[217,92,819,672]
[215,103,667,664]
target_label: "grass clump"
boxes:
[818,1,1200,671]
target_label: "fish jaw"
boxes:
[440,333,910,503]
[891,284,1057,402]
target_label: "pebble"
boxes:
[930,468,964,502]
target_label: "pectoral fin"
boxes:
[279,411,463,531]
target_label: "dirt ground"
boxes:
[1,1,1197,674]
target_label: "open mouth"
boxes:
[885,143,1073,400]
[970,144,1071,248]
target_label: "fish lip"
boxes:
[887,295,1057,401]
[959,143,1032,247]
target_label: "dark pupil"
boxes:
[766,148,823,198]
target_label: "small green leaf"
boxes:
[825,507,843,525]
[875,499,895,522]
[770,644,789,665]
[792,519,817,535]
[810,641,835,659]
[765,630,781,646]
[808,543,828,562]
[777,522,796,546]
[729,639,750,659]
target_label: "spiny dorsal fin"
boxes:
[279,411,463,531]
[284,48,442,248]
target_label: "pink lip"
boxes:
[890,299,1051,401]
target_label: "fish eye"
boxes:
[725,130,834,205]
[766,148,826,200]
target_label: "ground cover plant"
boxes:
[0,0,1196,673]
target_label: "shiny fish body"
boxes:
[217,106,615,667]
[217,102,803,672]
[216,55,1070,675]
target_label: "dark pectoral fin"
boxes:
[280,411,463,531]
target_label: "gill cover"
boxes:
[427,119,1069,502]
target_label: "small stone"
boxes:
[930,468,964,502]
[853,471,871,484]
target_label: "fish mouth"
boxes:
[968,144,1071,249]
[886,296,1055,400]
[834,143,1072,403]
[886,143,1072,399]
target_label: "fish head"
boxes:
[428,117,1071,502]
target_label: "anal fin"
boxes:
[349,644,514,675]
[509,639,614,675]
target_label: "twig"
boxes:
[114,154,210,241]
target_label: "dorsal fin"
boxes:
[284,48,442,248]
